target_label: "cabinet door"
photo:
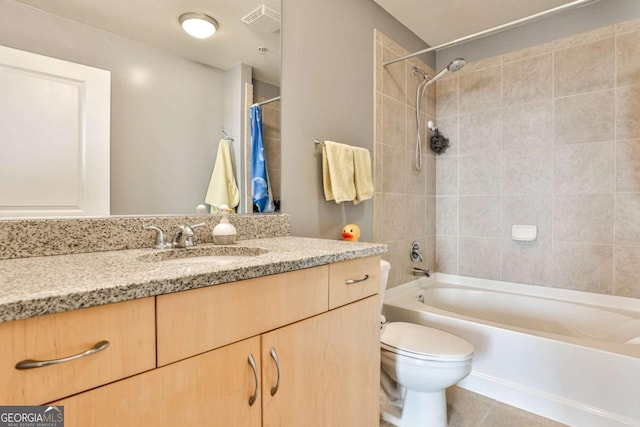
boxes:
[261,295,380,427]
[55,337,261,427]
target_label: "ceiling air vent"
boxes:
[241,5,281,34]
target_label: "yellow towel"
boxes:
[352,146,373,204]
[322,141,356,203]
[205,139,240,212]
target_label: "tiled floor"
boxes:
[380,386,567,427]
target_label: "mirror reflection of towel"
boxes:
[205,139,239,213]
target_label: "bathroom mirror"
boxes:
[0,0,281,216]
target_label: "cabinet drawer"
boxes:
[329,256,380,309]
[156,265,329,366]
[0,297,156,405]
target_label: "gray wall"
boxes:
[0,0,225,215]
[224,63,252,213]
[438,0,640,70]
[280,0,430,241]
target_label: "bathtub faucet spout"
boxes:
[412,267,431,277]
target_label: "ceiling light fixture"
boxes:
[179,13,218,39]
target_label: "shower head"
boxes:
[447,58,466,72]
[425,57,466,87]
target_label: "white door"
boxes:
[0,45,110,217]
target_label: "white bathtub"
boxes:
[383,274,640,427]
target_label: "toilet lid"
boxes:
[381,322,474,362]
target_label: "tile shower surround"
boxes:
[375,17,640,299]
[374,30,437,288]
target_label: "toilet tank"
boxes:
[380,259,391,294]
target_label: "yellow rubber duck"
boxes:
[341,224,361,242]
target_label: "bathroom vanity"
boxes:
[0,216,386,426]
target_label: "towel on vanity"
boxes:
[205,139,239,213]
[352,146,373,204]
[322,141,356,203]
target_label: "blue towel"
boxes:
[250,105,274,213]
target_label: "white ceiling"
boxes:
[13,0,595,85]
[374,0,589,47]
[14,0,281,86]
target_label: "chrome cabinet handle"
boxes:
[269,347,281,396]
[15,340,110,370]
[345,274,369,285]
[248,354,258,406]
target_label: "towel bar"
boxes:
[314,139,326,146]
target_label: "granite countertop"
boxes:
[0,236,387,323]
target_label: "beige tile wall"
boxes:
[374,30,437,288]
[434,18,640,298]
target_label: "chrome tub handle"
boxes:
[15,340,110,370]
[345,274,369,285]
[248,354,259,406]
[270,347,281,396]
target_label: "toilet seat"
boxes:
[381,322,474,362]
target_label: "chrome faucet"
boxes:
[412,267,431,277]
[144,223,206,249]
[143,225,172,249]
[170,223,206,248]
[409,241,430,277]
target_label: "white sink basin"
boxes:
[137,245,267,264]
[157,255,256,265]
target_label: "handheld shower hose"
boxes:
[412,58,466,171]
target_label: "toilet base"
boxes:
[380,389,447,427]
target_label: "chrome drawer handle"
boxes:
[270,347,281,396]
[248,354,258,406]
[15,340,110,370]
[345,274,369,285]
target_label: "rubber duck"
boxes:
[341,224,361,242]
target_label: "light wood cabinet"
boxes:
[156,265,329,366]
[55,337,262,427]
[0,297,155,405]
[4,255,381,425]
[262,294,380,427]
[56,295,380,427]
[329,256,381,309]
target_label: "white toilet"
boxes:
[379,260,474,427]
